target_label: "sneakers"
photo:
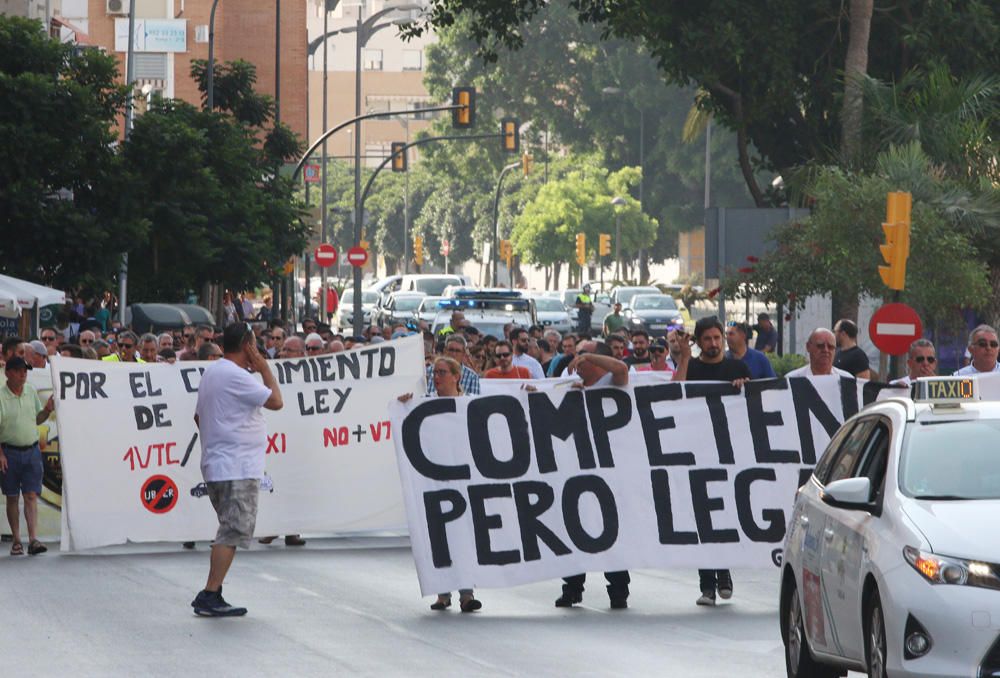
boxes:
[554,590,583,607]
[696,591,717,606]
[718,572,734,600]
[191,587,248,617]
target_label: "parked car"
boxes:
[373,291,426,329]
[530,295,573,334]
[415,296,443,325]
[609,285,661,308]
[126,304,215,333]
[622,294,686,337]
[333,288,380,331]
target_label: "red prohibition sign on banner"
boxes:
[347,246,369,267]
[141,474,179,514]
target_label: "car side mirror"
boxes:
[821,477,878,514]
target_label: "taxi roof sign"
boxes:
[911,377,979,405]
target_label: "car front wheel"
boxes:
[784,578,840,678]
[866,592,887,678]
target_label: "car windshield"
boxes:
[418,297,442,312]
[900,419,1000,499]
[617,288,658,305]
[394,296,424,311]
[413,278,462,295]
[632,296,677,310]
[534,298,565,312]
[342,290,379,305]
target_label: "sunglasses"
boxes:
[41,336,58,342]
[650,346,666,353]
[495,351,511,358]
[183,332,194,339]
[307,345,323,352]
[119,343,134,349]
[976,340,1000,349]
[80,338,94,345]
[913,355,936,364]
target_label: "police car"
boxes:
[781,377,1000,678]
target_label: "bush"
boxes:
[768,353,807,377]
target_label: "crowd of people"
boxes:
[7,296,1000,618]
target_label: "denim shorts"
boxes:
[1,444,43,496]
[207,479,260,549]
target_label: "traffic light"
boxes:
[522,153,532,176]
[878,191,912,291]
[599,233,611,257]
[501,118,519,153]
[452,87,476,129]
[500,239,513,267]
[391,142,407,172]
[575,233,586,267]
[414,235,423,265]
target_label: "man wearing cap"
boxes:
[635,337,673,373]
[575,284,595,334]
[955,325,1000,376]
[753,313,777,353]
[25,340,48,369]
[0,357,54,556]
[191,323,283,616]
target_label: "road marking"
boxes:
[876,322,916,336]
[257,573,282,582]
[295,587,321,598]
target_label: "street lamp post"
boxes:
[611,196,626,281]
[602,87,645,281]
[206,0,221,112]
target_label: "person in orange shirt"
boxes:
[483,340,531,379]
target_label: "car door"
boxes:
[817,417,890,661]
[793,419,868,655]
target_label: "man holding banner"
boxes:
[554,340,632,609]
[671,318,751,607]
[191,323,283,617]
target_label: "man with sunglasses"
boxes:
[484,340,531,379]
[192,322,282,616]
[101,330,142,362]
[305,333,326,355]
[785,328,852,378]
[39,328,60,356]
[956,324,1000,375]
[891,339,937,386]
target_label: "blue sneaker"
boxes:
[191,587,247,617]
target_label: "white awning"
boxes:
[0,284,22,318]
[0,274,66,308]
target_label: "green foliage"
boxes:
[0,17,142,290]
[768,352,807,378]
[121,60,307,300]
[726,145,991,326]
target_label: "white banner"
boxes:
[390,375,874,596]
[54,335,425,551]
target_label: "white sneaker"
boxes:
[696,592,716,606]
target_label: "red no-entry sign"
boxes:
[869,303,922,355]
[347,246,369,267]
[314,244,337,268]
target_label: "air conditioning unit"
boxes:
[106,0,129,15]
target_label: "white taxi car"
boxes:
[781,377,1000,678]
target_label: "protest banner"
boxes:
[54,334,425,551]
[390,375,873,596]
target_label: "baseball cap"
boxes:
[5,357,31,371]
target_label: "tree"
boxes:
[0,17,143,290]
[122,60,307,300]
[407,0,1000,203]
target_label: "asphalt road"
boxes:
[3,536,862,677]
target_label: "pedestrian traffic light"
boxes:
[878,191,912,291]
[414,235,423,265]
[599,233,611,257]
[501,118,519,153]
[575,233,586,267]
[391,142,407,172]
[522,153,532,176]
[452,87,476,129]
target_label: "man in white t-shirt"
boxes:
[191,322,283,617]
[955,324,1000,376]
[786,328,853,378]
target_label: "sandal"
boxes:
[10,541,23,556]
[27,540,47,556]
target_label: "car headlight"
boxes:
[903,546,1000,590]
